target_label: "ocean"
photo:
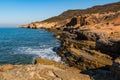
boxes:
[0,28,61,65]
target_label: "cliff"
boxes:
[43,1,120,22]
[18,1,120,80]
[19,2,120,29]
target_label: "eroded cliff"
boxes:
[18,1,120,80]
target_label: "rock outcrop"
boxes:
[0,58,90,80]
[58,39,112,70]
[96,39,120,56]
[19,11,120,29]
[18,2,120,80]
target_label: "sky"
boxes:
[0,0,119,27]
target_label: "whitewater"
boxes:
[0,28,61,65]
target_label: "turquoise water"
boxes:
[0,28,60,65]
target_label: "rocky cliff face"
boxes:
[19,2,120,29]
[18,2,120,80]
[58,39,112,70]
[19,11,120,28]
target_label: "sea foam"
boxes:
[16,46,61,63]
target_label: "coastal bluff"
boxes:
[18,2,120,80]
[19,2,120,29]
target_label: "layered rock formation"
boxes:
[19,2,120,29]
[18,1,120,80]
[58,39,112,70]
[0,58,91,80]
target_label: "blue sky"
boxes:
[0,0,119,27]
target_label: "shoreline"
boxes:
[17,12,120,79]
[1,2,120,79]
[17,26,116,79]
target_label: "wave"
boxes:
[15,46,61,63]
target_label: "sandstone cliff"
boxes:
[19,2,120,29]
[18,2,120,80]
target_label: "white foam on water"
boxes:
[16,46,62,63]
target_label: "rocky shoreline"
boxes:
[0,2,120,80]
[19,6,120,80]
[19,14,120,79]
[0,58,91,80]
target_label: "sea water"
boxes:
[0,28,61,65]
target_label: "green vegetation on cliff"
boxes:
[43,2,120,22]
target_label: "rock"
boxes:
[76,30,109,41]
[18,2,120,79]
[34,58,68,69]
[19,9,120,30]
[110,13,120,26]
[0,64,14,72]
[110,57,120,80]
[0,59,91,80]
[58,39,112,70]
[96,38,120,55]
[111,57,120,80]
[83,69,116,80]
[66,15,99,27]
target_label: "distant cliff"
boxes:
[19,2,120,29]
[43,2,120,22]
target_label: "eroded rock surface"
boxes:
[58,39,112,70]
[0,58,90,80]
[18,2,120,80]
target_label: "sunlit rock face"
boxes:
[18,2,120,80]
[0,58,91,80]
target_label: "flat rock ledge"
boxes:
[0,58,90,80]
